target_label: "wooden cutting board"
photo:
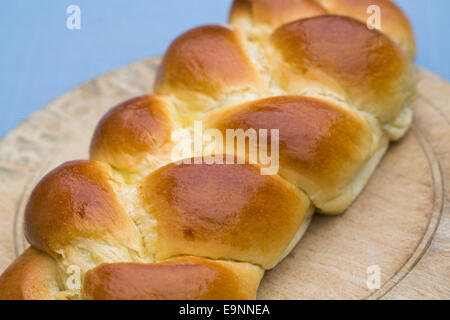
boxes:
[0,57,448,300]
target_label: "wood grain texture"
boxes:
[0,58,448,300]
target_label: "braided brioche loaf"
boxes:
[0,0,416,300]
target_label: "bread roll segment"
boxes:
[82,256,264,300]
[229,0,327,37]
[315,0,417,59]
[142,159,312,269]
[0,248,60,300]
[0,0,417,300]
[268,15,415,140]
[206,95,388,213]
[90,95,176,174]
[24,160,145,274]
[154,25,265,119]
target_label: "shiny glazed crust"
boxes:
[83,256,264,300]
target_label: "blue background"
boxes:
[1,0,449,138]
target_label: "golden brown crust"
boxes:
[269,15,414,125]
[154,25,263,114]
[206,95,375,210]
[83,256,264,300]
[0,248,59,300]
[90,95,175,173]
[315,0,416,59]
[142,159,310,268]
[24,160,142,259]
[229,0,327,31]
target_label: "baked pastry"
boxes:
[0,0,416,300]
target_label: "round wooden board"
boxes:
[0,58,448,300]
